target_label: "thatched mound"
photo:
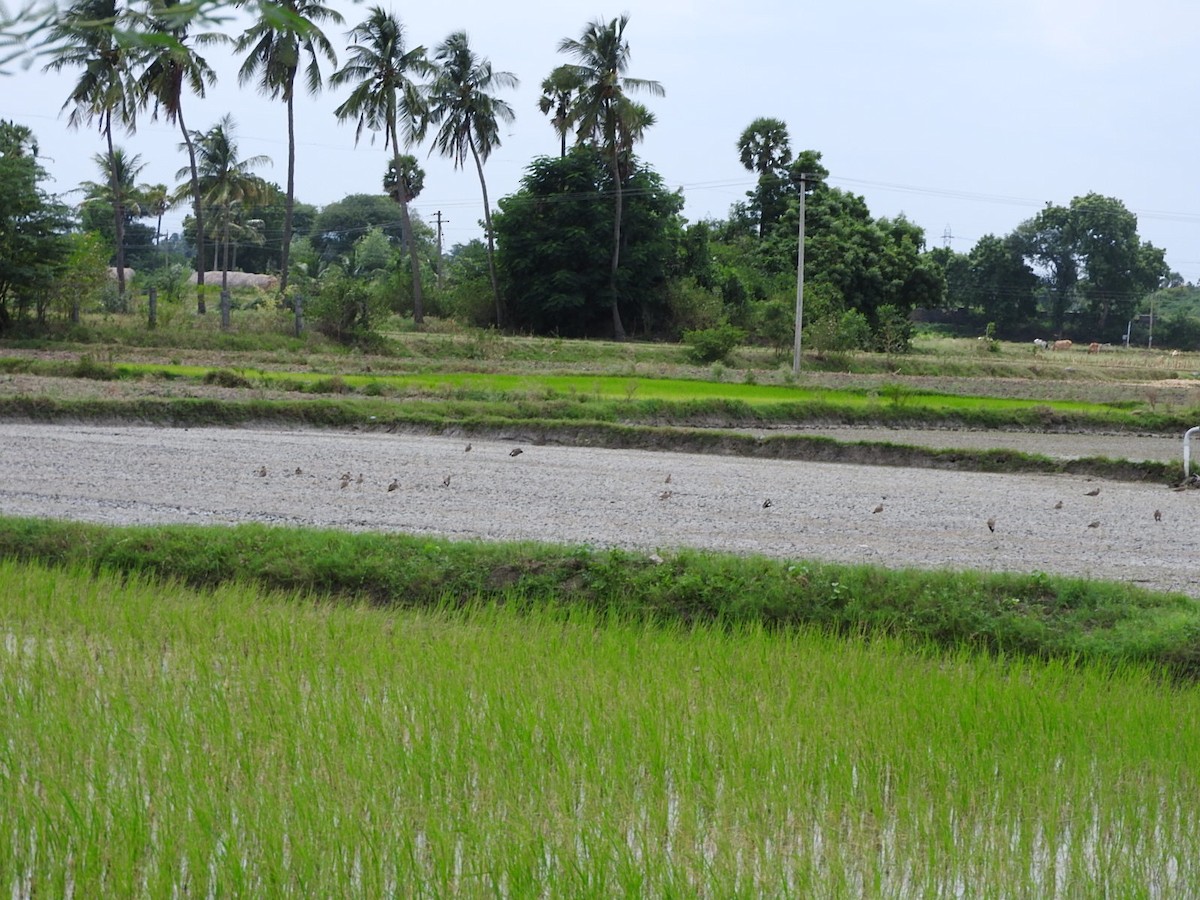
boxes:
[193,271,278,290]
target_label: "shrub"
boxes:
[682,323,746,364]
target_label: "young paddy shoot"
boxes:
[2,559,1198,896]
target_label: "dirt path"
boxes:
[1,424,1197,597]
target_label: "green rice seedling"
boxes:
[3,560,1200,896]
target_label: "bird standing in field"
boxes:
[510,448,523,457]
[1054,500,1063,509]
[257,465,267,477]
[387,479,399,492]
[872,503,884,514]
[1084,487,1101,496]
[294,467,303,476]
[1088,520,1100,529]
[665,473,672,484]
[987,517,996,533]
[464,443,472,452]
[442,474,452,487]
[659,490,673,501]
[356,473,363,485]
[1154,509,1162,523]
[762,499,773,508]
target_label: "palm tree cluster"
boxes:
[40,4,662,333]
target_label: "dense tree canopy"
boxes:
[494,147,683,337]
[0,121,72,331]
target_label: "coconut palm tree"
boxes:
[330,7,431,324]
[426,30,517,327]
[537,65,585,158]
[557,15,663,340]
[184,115,270,292]
[44,0,138,299]
[139,182,171,267]
[236,0,342,298]
[131,0,223,310]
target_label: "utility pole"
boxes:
[434,211,446,289]
[792,172,820,375]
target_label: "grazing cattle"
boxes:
[1033,338,1049,349]
[1088,342,1100,353]
[1052,339,1073,351]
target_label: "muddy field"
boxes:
[1,423,1197,597]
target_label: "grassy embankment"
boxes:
[2,516,1198,677]
[3,333,1197,481]
[3,558,1198,895]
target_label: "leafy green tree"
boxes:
[966,234,1038,333]
[132,0,222,310]
[494,146,683,336]
[46,230,110,323]
[44,0,138,299]
[537,64,584,158]
[236,0,342,297]
[557,14,664,340]
[1013,203,1078,336]
[330,7,431,323]
[737,117,792,237]
[427,30,518,328]
[0,121,71,332]
[1014,195,1167,336]
[310,193,407,262]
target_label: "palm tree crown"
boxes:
[132,0,223,310]
[44,0,139,298]
[330,6,431,324]
[236,0,342,298]
[427,30,517,326]
[557,14,663,340]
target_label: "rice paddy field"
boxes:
[4,558,1198,897]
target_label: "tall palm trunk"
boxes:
[468,134,502,327]
[279,87,296,297]
[389,123,424,325]
[104,113,127,301]
[177,106,207,313]
[608,139,626,341]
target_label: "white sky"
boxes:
[5,0,1200,282]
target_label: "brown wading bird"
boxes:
[873,503,884,514]
[257,466,267,477]
[510,448,523,457]
[1088,520,1101,529]
[464,443,472,452]
[294,467,303,476]
[1154,509,1163,522]
[1084,488,1101,497]
[987,517,996,533]
[387,479,399,492]
[659,490,673,501]
[443,474,452,487]
[665,473,672,484]
[1054,500,1063,509]
[356,473,363,485]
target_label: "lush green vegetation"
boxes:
[4,557,1199,895]
[2,517,1198,676]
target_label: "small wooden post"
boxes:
[148,287,157,329]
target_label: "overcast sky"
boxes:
[5,0,1200,282]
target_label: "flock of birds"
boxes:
[252,444,1166,531]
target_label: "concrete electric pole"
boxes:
[792,172,820,375]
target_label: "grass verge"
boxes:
[2,516,1197,677]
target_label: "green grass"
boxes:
[2,517,1198,676]
[3,558,1198,895]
